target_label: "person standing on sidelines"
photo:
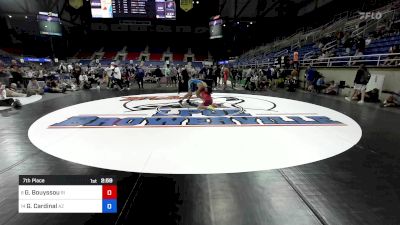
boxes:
[293,51,299,70]
[110,62,123,90]
[222,66,229,90]
[230,67,237,89]
[215,65,221,87]
[165,64,172,87]
[345,64,371,104]
[154,65,163,87]
[170,65,178,88]
[135,65,145,89]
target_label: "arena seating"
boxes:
[102,46,123,60]
[102,52,117,60]
[172,53,185,61]
[365,34,400,54]
[238,1,400,67]
[0,55,13,65]
[149,53,163,61]
[0,43,211,69]
[126,52,141,61]
[75,46,100,59]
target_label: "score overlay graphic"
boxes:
[19,175,117,213]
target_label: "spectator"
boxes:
[109,62,123,90]
[44,80,66,93]
[206,66,213,80]
[6,83,26,97]
[199,66,207,79]
[258,75,268,91]
[0,60,10,86]
[286,75,296,92]
[324,81,338,95]
[79,72,91,89]
[343,35,353,55]
[237,68,243,84]
[178,67,189,93]
[214,65,221,87]
[291,68,299,79]
[72,64,82,86]
[345,64,371,104]
[154,65,163,87]
[305,66,316,91]
[165,64,172,87]
[121,67,131,90]
[293,51,299,70]
[0,81,21,108]
[230,67,237,89]
[352,36,366,65]
[384,44,400,66]
[382,90,400,107]
[67,64,73,73]
[9,60,23,88]
[58,63,67,74]
[336,31,344,46]
[26,78,44,96]
[248,74,258,91]
[315,76,327,93]
[365,36,373,46]
[270,66,278,89]
[171,65,178,87]
[243,67,252,88]
[284,54,290,69]
[222,66,229,90]
[135,65,145,89]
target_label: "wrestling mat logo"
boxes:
[29,93,361,174]
[49,94,345,128]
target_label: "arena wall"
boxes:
[299,67,400,98]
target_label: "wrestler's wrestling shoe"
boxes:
[207,105,216,111]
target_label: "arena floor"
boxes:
[1,86,400,225]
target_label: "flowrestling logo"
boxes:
[49,95,345,128]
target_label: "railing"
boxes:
[274,49,289,58]
[238,2,400,65]
[301,53,400,67]
[303,50,316,60]
[237,53,400,68]
[322,40,337,52]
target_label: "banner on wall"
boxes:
[180,0,193,12]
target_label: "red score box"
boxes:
[102,185,117,199]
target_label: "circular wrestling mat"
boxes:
[28,93,362,174]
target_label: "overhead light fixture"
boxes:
[196,1,199,4]
[8,15,12,18]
